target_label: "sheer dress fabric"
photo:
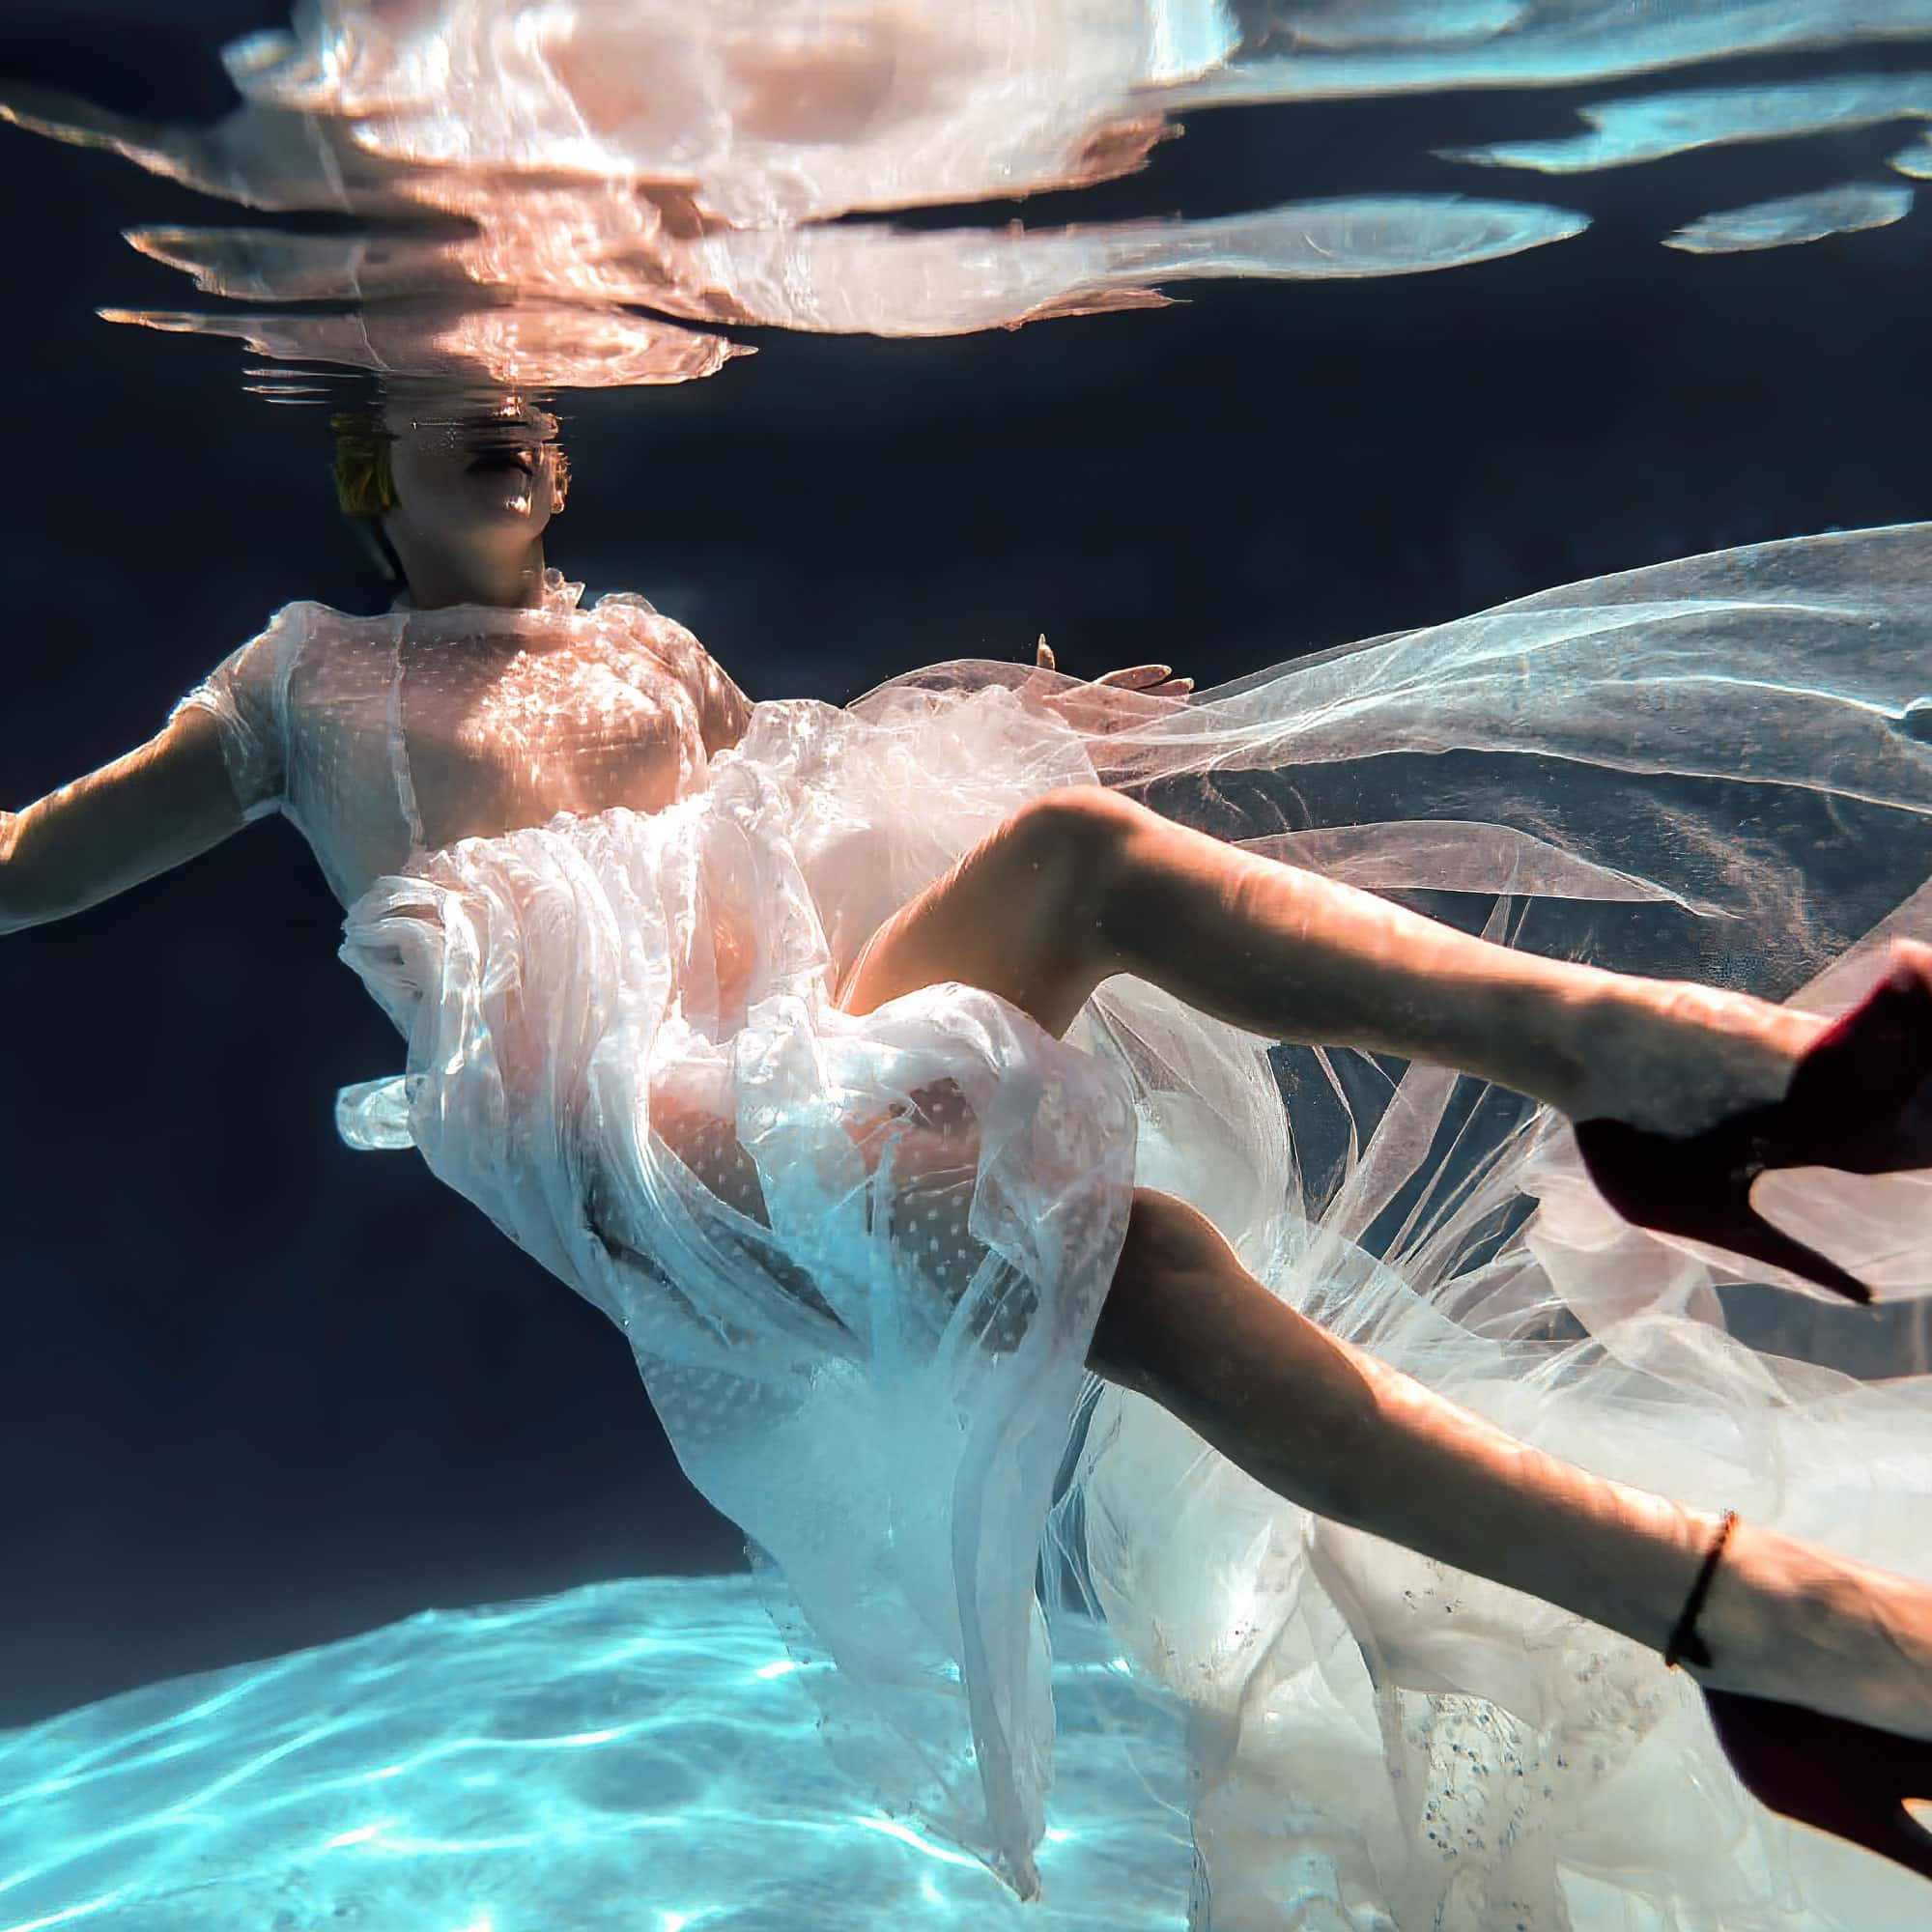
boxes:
[176,531,1932,1928]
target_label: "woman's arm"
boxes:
[1,705,252,935]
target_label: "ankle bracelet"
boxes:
[1664,1508,1738,1670]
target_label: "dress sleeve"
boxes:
[169,606,300,821]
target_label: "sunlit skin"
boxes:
[839,783,1932,1754]
[5,401,1932,1821]
[379,398,568,610]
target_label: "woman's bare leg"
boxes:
[838,787,1829,1136]
[839,793,1932,1726]
[1094,1188,1932,1738]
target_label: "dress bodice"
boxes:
[174,572,752,908]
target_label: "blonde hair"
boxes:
[330,410,397,518]
[330,408,571,583]
[330,408,572,521]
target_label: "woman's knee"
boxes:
[1089,1186,1236,1392]
[836,786,1146,1030]
[1117,1185,1233,1281]
[1001,786,1144,885]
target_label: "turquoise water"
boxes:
[0,1577,1191,1931]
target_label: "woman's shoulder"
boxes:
[198,596,415,705]
[588,586,688,639]
[249,597,401,675]
[252,595,391,644]
[585,587,712,663]
[587,587,661,617]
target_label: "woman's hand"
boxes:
[1026,637,1193,733]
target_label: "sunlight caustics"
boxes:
[0,1576,1192,1932]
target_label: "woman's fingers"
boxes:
[1096,666,1194,696]
[1035,650,1190,688]
[1026,643,1193,720]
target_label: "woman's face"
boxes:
[382,399,566,542]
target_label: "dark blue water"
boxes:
[4,6,1932,1925]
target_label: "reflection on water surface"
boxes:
[7,0,1929,389]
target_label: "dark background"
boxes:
[2,3,1929,1726]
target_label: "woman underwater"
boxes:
[12,392,1932,1926]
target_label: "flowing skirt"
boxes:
[339,525,1932,1929]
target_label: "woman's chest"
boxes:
[292,634,710,853]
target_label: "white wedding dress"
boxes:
[175,526,1932,1929]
